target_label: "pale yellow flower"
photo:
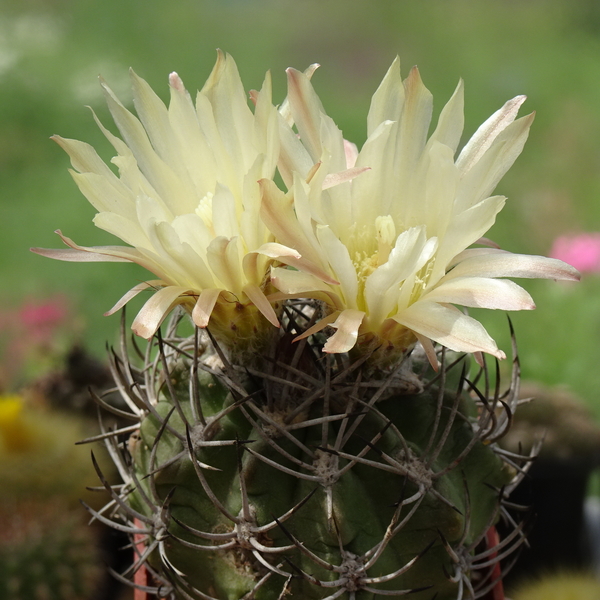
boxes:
[261,59,580,363]
[33,51,292,343]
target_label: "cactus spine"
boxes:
[86,306,530,600]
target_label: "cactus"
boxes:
[0,500,102,600]
[0,394,97,501]
[35,53,582,600]
[0,396,105,599]
[83,308,530,599]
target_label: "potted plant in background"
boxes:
[500,382,600,586]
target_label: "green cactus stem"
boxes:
[83,306,532,599]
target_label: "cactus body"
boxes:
[0,501,102,600]
[94,309,528,599]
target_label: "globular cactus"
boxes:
[0,396,104,600]
[0,395,94,500]
[86,307,531,599]
[35,52,581,600]
[0,500,102,600]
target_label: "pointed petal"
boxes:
[254,242,301,260]
[200,50,254,172]
[130,68,173,164]
[455,113,535,210]
[393,302,505,359]
[344,139,359,168]
[259,178,324,268]
[424,277,535,311]
[279,63,320,126]
[323,309,366,353]
[243,284,279,327]
[192,288,222,328]
[277,111,314,186]
[316,225,358,306]
[32,230,142,263]
[427,79,464,154]
[31,247,131,263]
[414,333,439,371]
[132,286,191,339]
[446,252,581,282]
[293,311,339,342]
[456,95,527,174]
[104,280,164,316]
[270,266,336,296]
[285,67,326,162]
[322,166,370,190]
[100,76,191,214]
[399,66,434,164]
[367,56,404,137]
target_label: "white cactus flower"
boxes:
[33,51,290,343]
[261,59,580,364]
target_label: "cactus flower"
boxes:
[32,52,290,345]
[261,59,580,363]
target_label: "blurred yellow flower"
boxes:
[0,395,33,452]
[33,51,290,344]
[261,59,580,363]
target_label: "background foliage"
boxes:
[2,0,600,417]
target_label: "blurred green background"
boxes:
[2,0,600,417]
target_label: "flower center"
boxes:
[351,215,400,311]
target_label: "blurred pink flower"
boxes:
[19,300,68,330]
[0,295,73,390]
[550,233,600,273]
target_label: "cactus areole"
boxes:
[35,53,581,599]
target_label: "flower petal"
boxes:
[456,95,527,174]
[31,247,130,263]
[192,288,222,328]
[414,333,439,371]
[322,166,370,190]
[104,280,164,316]
[132,286,192,339]
[270,266,336,296]
[427,79,464,154]
[366,56,404,137]
[31,230,142,263]
[243,283,280,327]
[316,225,358,307]
[259,178,329,271]
[323,309,366,353]
[446,252,581,282]
[393,302,505,359]
[424,277,535,311]
[455,113,534,211]
[294,311,339,342]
